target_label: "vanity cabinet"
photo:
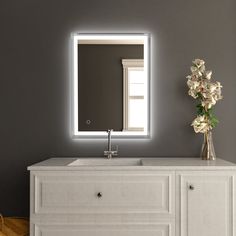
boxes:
[28,158,236,236]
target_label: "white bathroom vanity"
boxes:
[28,158,236,236]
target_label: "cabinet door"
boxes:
[177,171,235,236]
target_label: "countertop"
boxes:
[27,157,236,171]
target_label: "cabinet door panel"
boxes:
[178,171,234,236]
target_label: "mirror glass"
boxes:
[72,34,150,138]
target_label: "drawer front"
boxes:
[32,223,174,236]
[31,171,174,216]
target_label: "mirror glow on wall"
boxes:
[72,34,150,138]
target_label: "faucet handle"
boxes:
[111,145,118,156]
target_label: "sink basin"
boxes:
[68,158,142,166]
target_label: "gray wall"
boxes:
[0,0,235,216]
[78,44,143,131]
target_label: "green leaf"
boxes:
[196,103,205,116]
[195,104,220,128]
[208,111,219,128]
[196,92,203,100]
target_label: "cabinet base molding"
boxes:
[33,223,174,236]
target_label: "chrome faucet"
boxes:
[104,129,118,159]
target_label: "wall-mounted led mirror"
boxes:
[72,33,150,138]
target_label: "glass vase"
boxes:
[200,131,216,160]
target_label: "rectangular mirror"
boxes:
[72,33,150,138]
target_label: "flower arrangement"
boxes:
[186,59,223,133]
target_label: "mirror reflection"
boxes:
[72,34,149,137]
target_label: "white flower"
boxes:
[190,66,198,73]
[208,83,218,93]
[191,115,212,133]
[215,82,223,100]
[187,79,200,90]
[187,80,200,99]
[188,89,198,99]
[201,97,216,109]
[204,70,212,80]
[192,59,205,68]
[216,81,222,88]
[194,70,203,77]
[200,81,223,108]
[190,67,204,77]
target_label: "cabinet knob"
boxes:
[189,184,194,190]
[97,192,103,198]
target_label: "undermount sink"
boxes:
[68,158,142,166]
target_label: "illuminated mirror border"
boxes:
[71,33,150,139]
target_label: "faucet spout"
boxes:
[108,129,112,153]
[104,129,118,159]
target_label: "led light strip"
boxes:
[72,33,150,138]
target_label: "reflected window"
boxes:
[122,59,145,131]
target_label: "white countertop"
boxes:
[27,157,236,171]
